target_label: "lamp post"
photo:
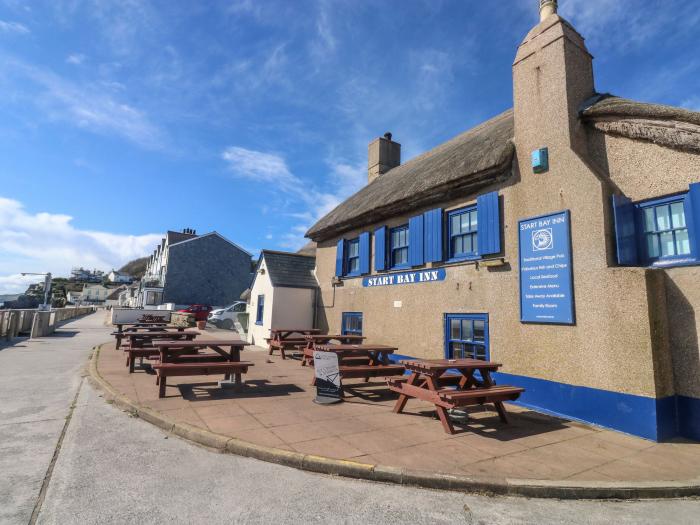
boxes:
[20,272,52,310]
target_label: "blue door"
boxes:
[444,314,489,360]
[342,312,363,336]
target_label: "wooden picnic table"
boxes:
[310,343,404,393]
[151,339,253,398]
[301,335,367,366]
[267,328,322,359]
[389,358,524,434]
[112,325,187,349]
[121,330,200,373]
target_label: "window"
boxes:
[445,314,488,360]
[448,206,478,260]
[255,295,264,325]
[345,238,360,275]
[145,291,162,305]
[390,225,409,268]
[638,198,691,263]
[342,312,363,336]
[613,186,699,268]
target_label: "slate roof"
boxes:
[166,230,198,245]
[261,250,317,289]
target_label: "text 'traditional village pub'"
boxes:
[305,1,700,441]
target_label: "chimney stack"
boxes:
[368,132,401,184]
[539,0,557,21]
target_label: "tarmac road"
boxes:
[2,313,699,525]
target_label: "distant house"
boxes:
[70,267,104,282]
[65,290,83,304]
[247,250,318,346]
[81,283,111,304]
[107,270,132,283]
[138,228,253,308]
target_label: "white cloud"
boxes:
[66,53,86,65]
[0,20,29,34]
[0,57,164,149]
[221,146,300,187]
[559,0,700,52]
[222,146,365,250]
[681,96,700,112]
[0,196,162,294]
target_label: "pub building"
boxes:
[305,0,700,441]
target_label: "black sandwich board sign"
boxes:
[313,350,342,404]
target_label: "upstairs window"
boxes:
[345,238,360,275]
[448,206,478,260]
[390,225,409,268]
[613,185,700,268]
[640,199,690,262]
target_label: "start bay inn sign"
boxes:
[518,210,575,325]
[363,268,446,288]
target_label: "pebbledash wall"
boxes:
[306,8,700,441]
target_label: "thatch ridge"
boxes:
[581,95,700,154]
[306,109,515,241]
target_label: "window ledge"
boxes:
[446,255,480,264]
[255,321,263,326]
[648,258,699,269]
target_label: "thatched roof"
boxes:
[307,95,699,242]
[307,110,515,241]
[581,94,700,154]
[296,241,317,256]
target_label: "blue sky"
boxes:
[0,0,699,293]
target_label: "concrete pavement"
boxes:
[2,312,700,524]
[0,312,108,524]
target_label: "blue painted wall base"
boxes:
[387,353,700,442]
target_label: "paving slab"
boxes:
[96,333,700,487]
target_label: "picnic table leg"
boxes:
[425,376,455,434]
[129,353,136,374]
[392,372,419,414]
[480,369,509,423]
[158,374,166,398]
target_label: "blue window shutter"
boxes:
[477,191,501,256]
[423,208,443,262]
[335,239,345,277]
[611,194,638,265]
[374,227,386,271]
[688,183,700,249]
[359,232,371,274]
[409,214,424,266]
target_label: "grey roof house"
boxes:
[139,228,253,308]
[246,250,318,346]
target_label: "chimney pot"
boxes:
[539,0,557,21]
[368,133,400,184]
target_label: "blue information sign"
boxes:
[519,210,575,324]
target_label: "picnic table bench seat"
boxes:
[153,361,254,398]
[438,385,525,405]
[338,364,405,379]
[302,347,370,367]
